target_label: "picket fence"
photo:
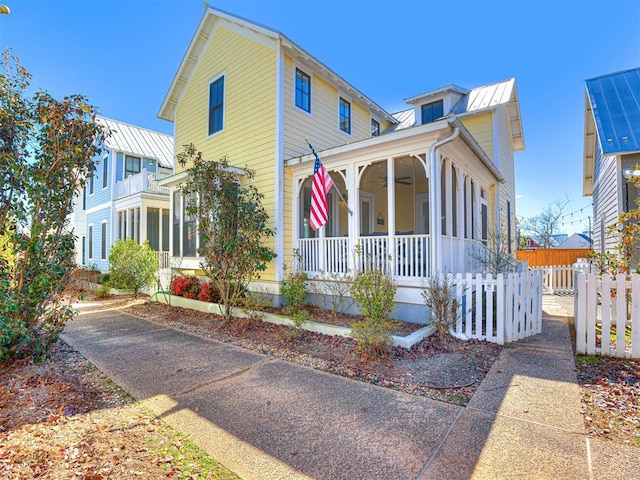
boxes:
[530,265,575,294]
[575,273,640,359]
[450,269,543,345]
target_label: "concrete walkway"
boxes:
[61,297,639,479]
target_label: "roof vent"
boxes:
[607,138,613,144]
[622,136,629,143]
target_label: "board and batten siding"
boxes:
[174,23,278,280]
[282,54,378,160]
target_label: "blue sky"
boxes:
[2,0,638,235]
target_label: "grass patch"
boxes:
[576,355,601,365]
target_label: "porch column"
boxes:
[465,175,472,240]
[140,204,148,246]
[387,156,395,276]
[474,181,482,240]
[429,154,442,275]
[126,209,132,239]
[456,167,465,272]
[346,164,358,274]
[444,158,453,237]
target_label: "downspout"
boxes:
[429,126,460,275]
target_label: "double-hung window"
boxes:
[421,100,444,124]
[125,155,141,178]
[102,156,108,188]
[371,119,380,137]
[88,225,93,260]
[295,68,311,113]
[101,221,107,260]
[339,97,351,134]
[208,75,225,135]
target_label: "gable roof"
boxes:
[582,67,640,196]
[97,116,174,169]
[158,6,397,125]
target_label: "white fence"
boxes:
[575,273,640,359]
[531,265,575,294]
[450,270,543,345]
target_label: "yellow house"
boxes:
[159,7,524,315]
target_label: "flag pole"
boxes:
[305,138,352,216]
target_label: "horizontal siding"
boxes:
[85,208,111,272]
[592,137,619,254]
[86,153,111,208]
[460,112,494,161]
[495,106,516,251]
[283,54,382,160]
[175,24,278,280]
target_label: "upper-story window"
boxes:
[339,97,351,134]
[89,167,95,194]
[371,119,380,137]
[295,68,311,113]
[208,74,225,135]
[421,100,444,124]
[125,155,141,178]
[102,156,108,189]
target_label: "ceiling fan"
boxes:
[379,175,412,187]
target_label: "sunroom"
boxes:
[286,118,502,286]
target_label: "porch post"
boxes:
[126,209,132,239]
[429,153,442,275]
[444,158,452,237]
[474,181,481,240]
[387,156,395,277]
[140,204,148,246]
[346,164,358,274]
[465,175,472,240]
[456,167,465,272]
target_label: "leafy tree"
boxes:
[0,51,106,362]
[108,239,158,297]
[177,144,276,323]
[520,197,570,248]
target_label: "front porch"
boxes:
[291,125,496,284]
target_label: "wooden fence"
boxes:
[516,249,590,267]
[450,270,543,345]
[575,273,640,359]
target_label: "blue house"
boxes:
[583,67,640,256]
[71,117,174,271]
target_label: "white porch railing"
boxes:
[575,273,640,359]
[156,250,170,269]
[114,169,171,199]
[530,265,575,294]
[451,270,543,345]
[297,235,431,279]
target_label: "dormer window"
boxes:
[371,119,380,137]
[421,100,444,124]
[295,68,311,113]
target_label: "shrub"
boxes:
[170,276,200,298]
[197,282,220,303]
[422,274,461,339]
[108,239,158,297]
[290,309,311,339]
[310,270,355,319]
[281,269,308,315]
[349,269,397,358]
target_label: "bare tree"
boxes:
[521,197,570,248]
[468,229,519,274]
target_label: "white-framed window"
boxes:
[371,118,380,137]
[125,155,141,178]
[208,73,225,136]
[101,220,107,260]
[421,100,444,124]
[89,167,95,195]
[88,224,93,260]
[295,67,311,113]
[102,155,108,189]
[339,97,351,135]
[172,190,199,258]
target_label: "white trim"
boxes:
[274,40,285,281]
[370,117,381,138]
[85,202,112,215]
[292,64,313,116]
[123,154,142,179]
[100,219,108,260]
[359,190,375,234]
[207,70,227,138]
[338,95,352,137]
[102,154,109,190]
[87,223,94,260]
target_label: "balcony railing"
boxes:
[114,169,171,199]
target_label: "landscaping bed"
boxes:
[576,355,640,447]
[125,300,503,406]
[0,341,238,479]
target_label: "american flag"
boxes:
[309,145,333,231]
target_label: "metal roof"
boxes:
[585,67,640,155]
[97,116,174,169]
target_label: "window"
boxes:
[183,193,197,257]
[208,75,225,135]
[102,156,108,188]
[295,68,311,113]
[125,155,141,178]
[81,236,86,265]
[82,187,86,210]
[339,97,351,134]
[172,192,181,256]
[89,168,95,194]
[371,119,380,137]
[101,221,107,260]
[421,100,444,124]
[88,225,93,260]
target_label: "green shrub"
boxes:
[108,239,158,297]
[290,309,311,339]
[281,269,308,315]
[349,269,397,358]
[422,274,461,339]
